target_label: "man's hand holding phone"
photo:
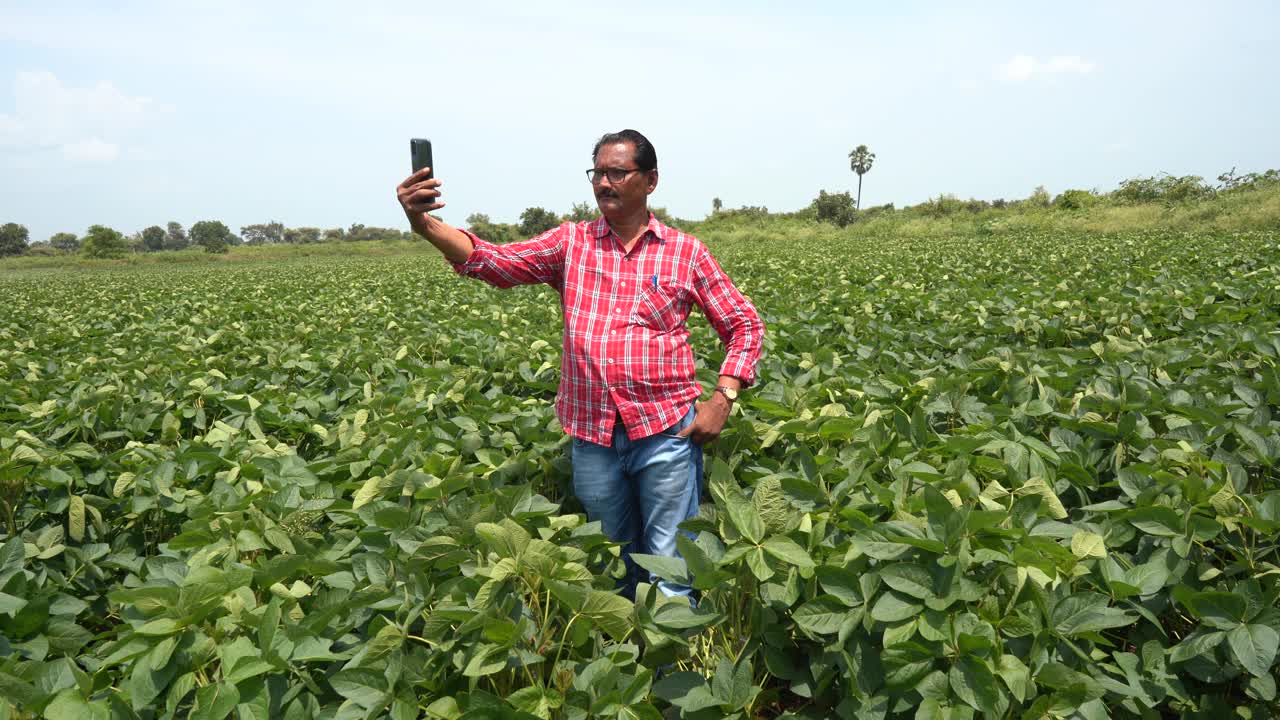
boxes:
[395,139,473,263]
[397,166,445,228]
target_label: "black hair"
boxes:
[592,129,657,171]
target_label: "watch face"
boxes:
[719,386,738,400]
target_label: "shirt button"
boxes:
[614,307,621,313]
[611,329,617,335]
[607,358,615,364]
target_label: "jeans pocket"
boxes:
[658,405,695,438]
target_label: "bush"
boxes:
[917,194,989,218]
[1027,186,1052,208]
[24,241,58,256]
[1054,189,1100,211]
[519,207,560,237]
[49,232,80,252]
[812,190,857,227]
[190,220,235,253]
[563,202,597,223]
[1113,174,1214,205]
[466,213,523,245]
[0,222,29,257]
[80,225,129,258]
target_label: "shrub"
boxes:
[80,224,129,258]
[812,190,858,227]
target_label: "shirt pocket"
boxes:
[633,279,688,332]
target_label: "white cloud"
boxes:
[0,70,166,162]
[61,138,120,162]
[996,54,1099,82]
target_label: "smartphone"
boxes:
[410,138,434,178]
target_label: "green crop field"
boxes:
[2,229,1279,719]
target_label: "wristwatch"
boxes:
[714,385,739,402]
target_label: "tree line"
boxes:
[5,162,1277,259]
[0,220,418,259]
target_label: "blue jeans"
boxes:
[571,404,703,599]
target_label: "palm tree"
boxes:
[848,145,876,210]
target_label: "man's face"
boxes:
[592,142,657,219]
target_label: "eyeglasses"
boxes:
[586,167,643,184]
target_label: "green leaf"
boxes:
[711,656,758,709]
[761,536,815,568]
[462,644,509,678]
[1070,530,1106,559]
[67,495,86,542]
[816,565,863,607]
[878,563,934,599]
[1127,507,1182,537]
[949,655,1001,711]
[1052,593,1137,635]
[653,672,717,712]
[793,597,854,634]
[1228,624,1279,677]
[996,654,1030,703]
[581,589,634,640]
[0,592,27,617]
[871,591,922,623]
[745,547,774,581]
[330,668,389,708]
[631,554,691,585]
[1181,591,1248,629]
[725,493,765,544]
[507,686,563,717]
[191,682,241,720]
[135,617,184,636]
[45,689,109,720]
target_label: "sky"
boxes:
[2,0,1279,243]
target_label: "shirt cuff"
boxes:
[447,229,488,275]
[719,357,757,388]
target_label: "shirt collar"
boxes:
[592,212,671,244]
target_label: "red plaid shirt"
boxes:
[451,214,764,445]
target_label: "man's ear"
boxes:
[646,170,659,195]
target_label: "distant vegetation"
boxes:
[3,168,1278,266]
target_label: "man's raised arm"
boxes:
[395,165,567,289]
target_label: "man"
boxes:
[395,129,764,598]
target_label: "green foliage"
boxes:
[519,207,561,237]
[1113,174,1215,205]
[240,221,284,245]
[282,226,322,244]
[1054,189,1099,211]
[649,206,686,230]
[190,220,236,253]
[849,144,876,210]
[563,202,597,223]
[812,190,857,227]
[1027,185,1052,208]
[1219,167,1280,193]
[0,223,29,257]
[48,233,79,253]
[3,227,1280,716]
[916,194,990,217]
[466,213,523,245]
[164,221,188,251]
[79,224,129,258]
[140,225,167,252]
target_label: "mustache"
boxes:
[596,190,619,199]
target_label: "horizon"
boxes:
[3,1,1279,242]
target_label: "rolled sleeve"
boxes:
[691,247,765,387]
[448,229,490,275]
